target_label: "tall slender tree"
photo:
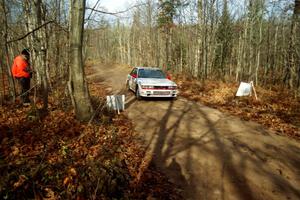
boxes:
[214,0,232,79]
[2,0,16,101]
[24,0,49,109]
[284,0,300,91]
[158,0,181,69]
[69,0,93,121]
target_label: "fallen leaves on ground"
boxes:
[175,75,300,139]
[0,80,181,199]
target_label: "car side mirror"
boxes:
[167,75,171,80]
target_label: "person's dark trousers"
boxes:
[17,77,30,103]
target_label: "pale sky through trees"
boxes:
[85,0,136,24]
[87,0,135,12]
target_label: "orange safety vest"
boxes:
[11,55,30,78]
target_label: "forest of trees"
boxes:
[0,0,299,117]
[87,0,300,92]
[0,1,299,199]
[0,0,93,121]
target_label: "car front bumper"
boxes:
[139,89,178,97]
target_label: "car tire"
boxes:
[136,86,141,100]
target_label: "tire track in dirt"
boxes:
[90,63,300,200]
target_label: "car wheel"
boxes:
[136,86,141,100]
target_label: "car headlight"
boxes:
[141,85,154,89]
[168,86,177,89]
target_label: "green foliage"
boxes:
[157,0,182,30]
[214,0,233,75]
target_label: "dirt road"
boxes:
[90,63,300,200]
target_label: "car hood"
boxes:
[137,78,177,86]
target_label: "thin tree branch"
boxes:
[86,0,102,21]
[85,3,147,17]
[6,20,54,44]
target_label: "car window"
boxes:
[130,68,137,75]
[138,69,166,79]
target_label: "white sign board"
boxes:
[106,95,125,112]
[236,82,252,97]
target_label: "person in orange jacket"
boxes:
[11,49,32,105]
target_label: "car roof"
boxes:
[135,67,161,70]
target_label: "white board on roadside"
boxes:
[236,82,252,97]
[106,95,125,112]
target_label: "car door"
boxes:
[128,68,138,90]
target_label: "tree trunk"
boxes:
[194,0,203,77]
[2,0,16,101]
[285,0,300,89]
[24,0,49,109]
[255,18,263,85]
[69,0,93,121]
[54,0,61,80]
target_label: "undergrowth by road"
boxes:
[0,79,181,199]
[175,75,300,139]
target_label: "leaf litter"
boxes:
[0,79,181,199]
[175,75,300,140]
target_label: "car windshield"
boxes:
[138,69,166,79]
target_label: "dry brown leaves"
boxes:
[0,79,180,199]
[175,75,300,140]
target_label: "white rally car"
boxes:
[126,67,178,99]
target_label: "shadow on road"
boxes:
[90,63,300,200]
[133,99,300,200]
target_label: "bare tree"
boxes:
[24,0,49,109]
[85,0,299,95]
[1,0,16,101]
[284,0,300,92]
[69,0,94,121]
